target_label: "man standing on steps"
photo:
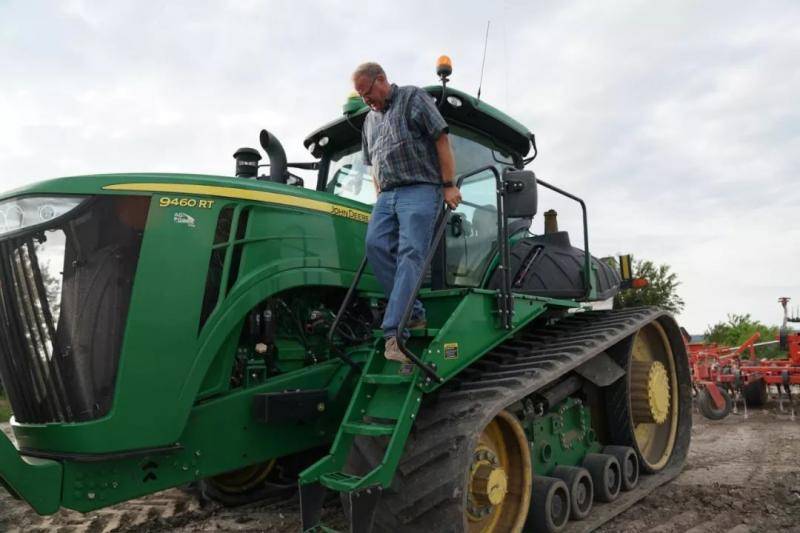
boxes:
[353,61,462,363]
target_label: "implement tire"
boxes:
[743,378,768,407]
[697,387,732,421]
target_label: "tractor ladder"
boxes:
[298,206,452,533]
[298,337,428,532]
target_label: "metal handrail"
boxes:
[326,256,368,371]
[492,167,513,329]
[535,178,593,300]
[394,206,451,383]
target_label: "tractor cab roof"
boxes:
[303,86,533,160]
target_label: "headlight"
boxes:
[0,196,86,237]
[446,95,463,108]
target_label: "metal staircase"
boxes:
[299,337,427,532]
[301,338,424,489]
[298,224,447,532]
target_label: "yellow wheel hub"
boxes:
[630,360,671,424]
[648,362,671,424]
[466,411,531,533]
[470,452,509,508]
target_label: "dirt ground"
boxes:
[598,409,800,533]
[1,408,799,533]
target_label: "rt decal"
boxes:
[158,196,215,209]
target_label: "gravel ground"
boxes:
[1,408,799,532]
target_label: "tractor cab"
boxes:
[305,84,620,302]
[308,86,531,288]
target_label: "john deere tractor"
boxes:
[0,61,690,532]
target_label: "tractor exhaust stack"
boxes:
[259,129,288,183]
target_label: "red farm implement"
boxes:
[688,297,800,420]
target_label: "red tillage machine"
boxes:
[688,297,800,420]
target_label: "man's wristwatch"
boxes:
[442,181,455,188]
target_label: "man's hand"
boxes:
[435,134,459,209]
[444,186,462,210]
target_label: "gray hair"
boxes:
[352,62,386,82]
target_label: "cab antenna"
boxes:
[477,20,490,101]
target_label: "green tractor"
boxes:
[0,64,691,532]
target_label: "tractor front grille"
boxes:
[0,195,149,423]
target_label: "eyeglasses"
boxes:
[358,77,378,102]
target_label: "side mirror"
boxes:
[503,170,537,218]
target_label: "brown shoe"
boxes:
[384,337,410,363]
[407,317,427,330]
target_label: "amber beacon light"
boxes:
[436,55,453,80]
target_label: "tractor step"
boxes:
[362,373,413,385]
[342,421,395,436]
[301,482,383,532]
[319,472,364,491]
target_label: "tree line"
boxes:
[613,258,783,357]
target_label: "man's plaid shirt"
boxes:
[361,84,449,191]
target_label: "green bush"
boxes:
[704,314,783,359]
[613,259,685,314]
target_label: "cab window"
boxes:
[446,169,500,286]
[324,128,513,206]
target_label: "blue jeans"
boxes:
[366,183,442,339]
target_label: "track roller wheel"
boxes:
[697,386,732,420]
[529,475,570,533]
[602,445,639,491]
[583,453,621,503]
[552,466,593,520]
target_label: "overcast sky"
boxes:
[1,0,798,334]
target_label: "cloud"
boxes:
[0,0,798,333]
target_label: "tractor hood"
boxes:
[0,172,374,456]
[0,172,371,221]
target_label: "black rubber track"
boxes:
[345,307,692,533]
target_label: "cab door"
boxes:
[446,169,501,287]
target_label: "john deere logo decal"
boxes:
[174,212,196,228]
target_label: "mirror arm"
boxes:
[287,162,320,170]
[522,133,538,166]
